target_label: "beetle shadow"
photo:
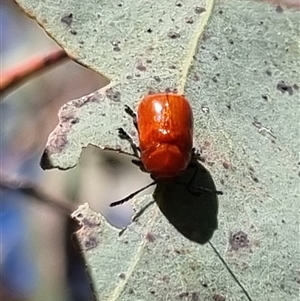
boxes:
[153,159,219,245]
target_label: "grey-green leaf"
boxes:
[16,0,299,300]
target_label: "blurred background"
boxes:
[0,1,151,300]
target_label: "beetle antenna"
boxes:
[110,181,156,207]
[208,241,253,301]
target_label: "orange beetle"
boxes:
[137,93,193,179]
[110,92,222,207]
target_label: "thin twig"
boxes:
[0,47,69,98]
[0,171,76,215]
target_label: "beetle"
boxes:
[133,92,193,179]
[110,91,222,207]
[109,93,253,301]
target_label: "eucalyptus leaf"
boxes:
[15,0,300,300]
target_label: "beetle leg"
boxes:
[118,127,140,158]
[110,181,156,207]
[124,105,138,130]
[131,159,148,173]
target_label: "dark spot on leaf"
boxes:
[213,294,226,301]
[275,5,283,13]
[161,275,170,283]
[167,31,180,39]
[146,59,152,64]
[176,1,183,7]
[262,94,268,101]
[249,167,259,182]
[111,40,121,51]
[222,162,230,169]
[81,217,100,228]
[218,10,223,14]
[266,70,272,76]
[229,231,249,250]
[71,118,79,124]
[149,289,155,294]
[84,236,98,250]
[128,288,134,294]
[212,76,218,83]
[165,87,178,94]
[111,40,121,46]
[179,292,189,298]
[145,232,156,242]
[226,103,231,109]
[295,271,300,284]
[229,39,234,45]
[119,273,126,279]
[195,6,206,14]
[146,28,153,33]
[137,63,147,71]
[201,281,208,288]
[61,13,73,26]
[277,81,293,95]
[154,75,161,82]
[106,88,121,102]
[117,3,122,7]
[191,292,200,300]
[192,74,200,81]
[186,17,194,24]
[70,30,77,35]
[293,83,299,90]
